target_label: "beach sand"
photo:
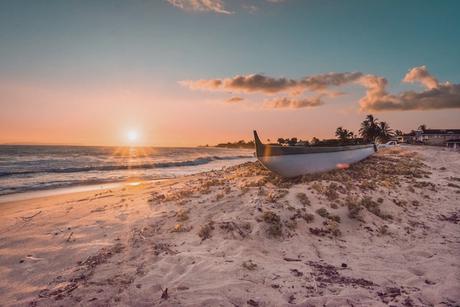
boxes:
[0,146,459,306]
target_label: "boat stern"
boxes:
[253,130,264,157]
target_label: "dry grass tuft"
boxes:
[291,208,315,222]
[172,223,191,233]
[267,189,289,202]
[347,197,363,220]
[219,221,251,239]
[360,196,392,220]
[176,209,190,222]
[198,221,215,241]
[311,182,324,193]
[242,260,258,271]
[296,192,311,206]
[324,184,340,200]
[262,211,283,237]
[316,207,341,223]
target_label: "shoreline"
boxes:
[0,146,459,306]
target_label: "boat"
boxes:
[253,131,377,177]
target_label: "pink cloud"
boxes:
[180,72,363,94]
[265,96,324,108]
[225,96,244,104]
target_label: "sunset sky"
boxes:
[1,0,459,146]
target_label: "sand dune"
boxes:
[0,146,459,306]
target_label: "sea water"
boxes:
[0,145,255,196]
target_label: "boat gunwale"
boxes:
[253,130,376,157]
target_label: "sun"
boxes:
[127,130,139,143]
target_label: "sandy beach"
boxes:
[1,145,459,306]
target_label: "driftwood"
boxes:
[20,211,42,221]
[66,232,74,242]
[161,287,169,300]
[283,257,301,262]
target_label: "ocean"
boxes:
[0,145,255,197]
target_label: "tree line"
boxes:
[214,114,411,148]
[277,114,399,146]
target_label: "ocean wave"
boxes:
[0,155,253,177]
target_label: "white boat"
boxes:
[254,131,377,177]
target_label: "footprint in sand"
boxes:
[408,266,425,276]
[116,213,128,221]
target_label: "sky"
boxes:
[1,0,459,146]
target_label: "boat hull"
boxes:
[257,146,375,177]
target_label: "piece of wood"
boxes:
[283,257,302,262]
[161,287,169,300]
[21,211,42,221]
[66,232,74,242]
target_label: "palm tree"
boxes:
[287,137,298,146]
[359,114,380,143]
[418,124,427,131]
[394,129,403,136]
[335,127,354,143]
[377,121,393,143]
[277,138,286,145]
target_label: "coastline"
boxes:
[0,145,459,306]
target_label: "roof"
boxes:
[421,129,460,135]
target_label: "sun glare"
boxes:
[127,130,139,143]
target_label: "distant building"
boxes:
[294,141,309,146]
[446,139,460,150]
[397,131,416,144]
[414,129,460,146]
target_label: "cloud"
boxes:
[242,4,259,14]
[358,66,460,111]
[225,96,244,104]
[167,0,232,14]
[182,66,460,111]
[403,65,439,89]
[181,72,363,95]
[265,96,324,109]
